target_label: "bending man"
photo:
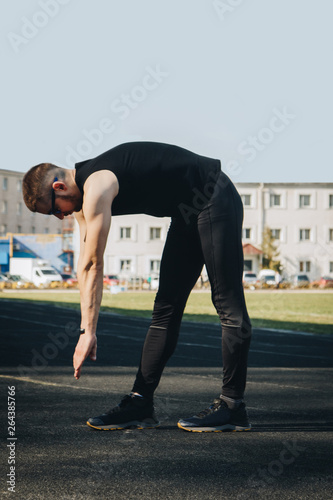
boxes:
[22,141,252,433]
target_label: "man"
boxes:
[23,141,252,433]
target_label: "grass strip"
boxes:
[1,290,332,334]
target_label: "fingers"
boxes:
[73,335,97,379]
[74,366,81,379]
[73,344,84,379]
[73,352,82,379]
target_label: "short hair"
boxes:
[22,163,60,212]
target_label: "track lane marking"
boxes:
[0,374,94,390]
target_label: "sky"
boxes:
[1,0,333,183]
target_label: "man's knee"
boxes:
[213,293,250,330]
[152,295,185,327]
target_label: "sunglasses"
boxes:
[48,177,61,216]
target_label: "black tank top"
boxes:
[75,142,221,218]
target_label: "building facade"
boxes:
[72,182,333,282]
[101,214,170,279]
[238,182,333,280]
[0,169,62,236]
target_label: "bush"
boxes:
[279,281,291,289]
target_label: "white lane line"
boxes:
[2,312,332,339]
[0,374,95,390]
[1,316,331,360]
[1,316,331,359]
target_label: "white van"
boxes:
[10,258,62,288]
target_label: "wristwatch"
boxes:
[79,328,85,335]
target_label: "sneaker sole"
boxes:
[86,419,160,431]
[177,422,251,433]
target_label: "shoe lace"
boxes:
[196,398,226,418]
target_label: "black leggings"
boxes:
[132,171,252,400]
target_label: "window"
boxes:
[270,194,281,207]
[150,260,160,272]
[44,228,49,234]
[329,229,333,242]
[120,227,131,240]
[299,229,310,241]
[299,194,311,208]
[243,260,253,271]
[0,224,7,236]
[1,200,7,214]
[17,225,22,233]
[299,261,311,272]
[31,226,36,234]
[330,195,333,208]
[17,180,22,192]
[241,194,251,206]
[242,228,251,239]
[2,177,8,190]
[150,227,161,240]
[120,259,131,271]
[330,262,333,273]
[17,202,22,216]
[270,229,281,240]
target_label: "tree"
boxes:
[261,226,282,272]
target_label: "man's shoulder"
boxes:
[84,170,119,194]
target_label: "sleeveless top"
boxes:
[75,142,221,218]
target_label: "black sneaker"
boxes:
[177,398,251,432]
[86,394,160,430]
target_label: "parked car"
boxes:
[291,274,310,288]
[243,272,257,283]
[257,269,281,286]
[319,276,333,286]
[311,276,333,288]
[257,272,277,287]
[103,275,120,287]
[5,274,30,289]
[242,272,257,289]
[61,273,78,286]
[0,273,10,288]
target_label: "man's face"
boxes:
[37,186,83,219]
[48,195,83,219]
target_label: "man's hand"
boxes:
[73,334,97,380]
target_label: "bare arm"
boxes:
[73,171,118,379]
[75,209,87,292]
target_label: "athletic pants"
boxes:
[132,171,252,400]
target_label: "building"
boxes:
[238,182,333,280]
[0,169,75,274]
[104,214,170,279]
[0,169,62,236]
[0,233,72,275]
[74,182,333,282]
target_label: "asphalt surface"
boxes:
[0,297,333,500]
